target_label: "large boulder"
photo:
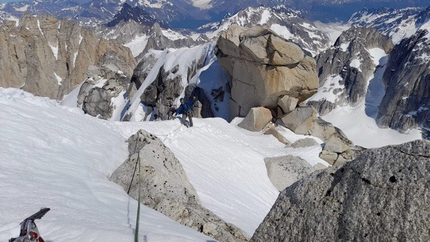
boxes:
[265,155,316,192]
[110,130,249,242]
[251,140,430,242]
[238,107,273,131]
[216,25,318,118]
[281,106,316,135]
[312,118,355,166]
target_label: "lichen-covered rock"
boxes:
[251,140,430,242]
[110,130,250,242]
[265,155,315,192]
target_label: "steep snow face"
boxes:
[124,34,149,56]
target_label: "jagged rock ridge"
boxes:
[106,3,169,28]
[376,29,430,137]
[309,26,393,115]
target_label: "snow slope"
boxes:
[0,84,422,241]
[0,88,213,242]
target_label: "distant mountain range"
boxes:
[0,0,428,29]
[348,6,430,43]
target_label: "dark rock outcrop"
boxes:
[131,43,215,121]
[311,26,393,114]
[376,29,430,137]
[251,140,430,242]
[106,3,168,28]
[135,23,205,63]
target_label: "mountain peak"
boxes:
[106,2,169,28]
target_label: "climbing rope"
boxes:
[127,122,184,241]
[127,151,142,242]
[150,122,184,142]
[134,152,141,242]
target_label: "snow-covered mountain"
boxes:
[348,6,430,44]
[106,2,169,28]
[1,0,428,29]
[199,6,331,56]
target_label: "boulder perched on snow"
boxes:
[265,155,316,192]
[264,126,291,144]
[238,107,273,131]
[310,118,355,166]
[110,130,250,242]
[251,140,430,242]
[281,106,316,135]
[280,105,355,165]
[291,138,319,148]
[216,25,318,118]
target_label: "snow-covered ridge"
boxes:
[200,6,331,56]
[348,7,429,44]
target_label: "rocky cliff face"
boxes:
[310,26,393,114]
[0,14,136,100]
[251,140,430,241]
[376,29,430,137]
